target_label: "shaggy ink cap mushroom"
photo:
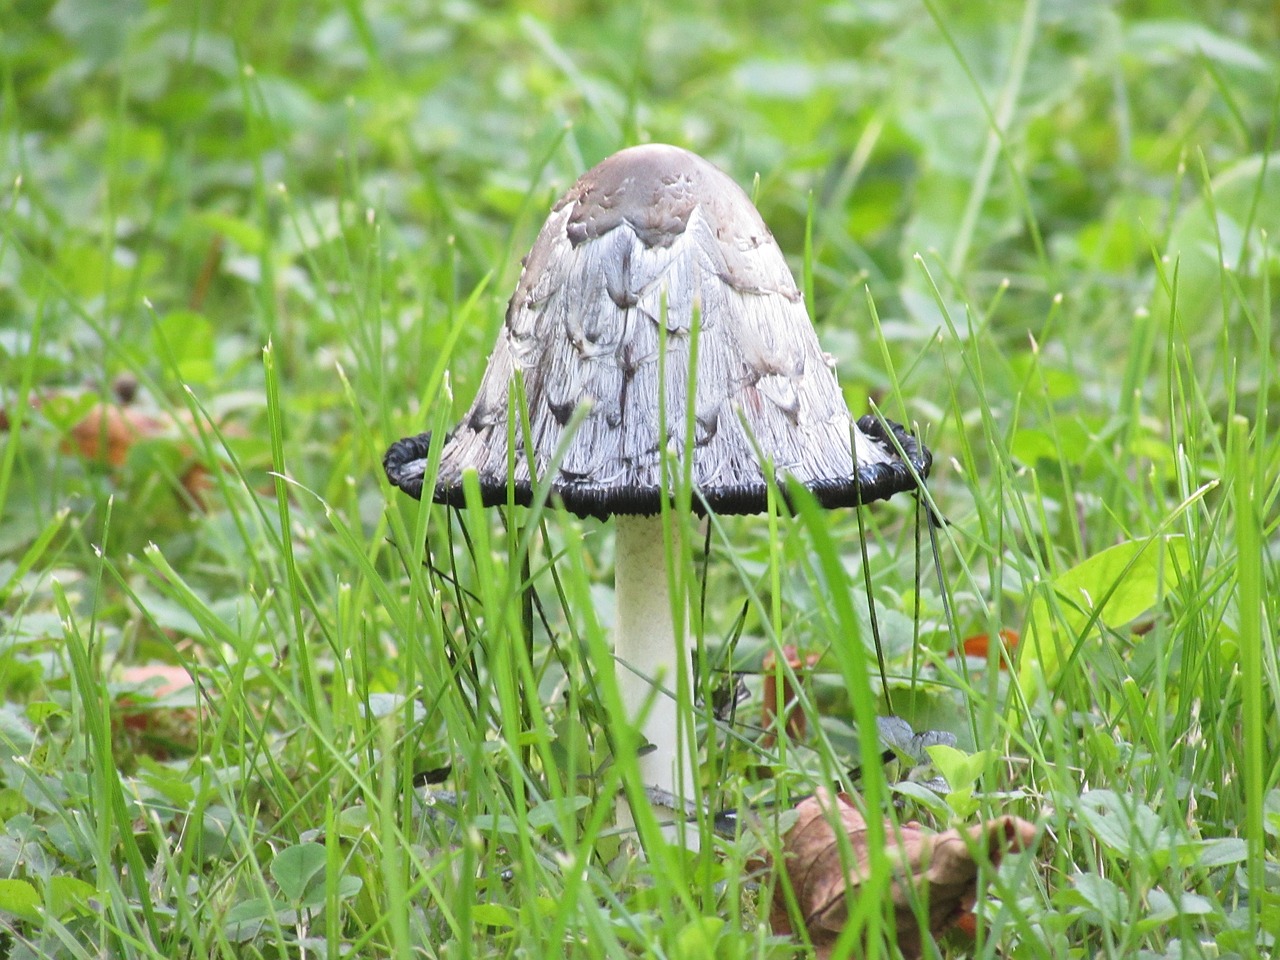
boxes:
[383,143,931,516]
[384,144,932,850]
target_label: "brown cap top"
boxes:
[385,144,930,519]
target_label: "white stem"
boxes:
[614,514,698,850]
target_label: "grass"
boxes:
[2,0,1278,957]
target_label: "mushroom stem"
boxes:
[614,513,698,849]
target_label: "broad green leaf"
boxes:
[1155,153,1280,327]
[888,780,952,818]
[47,875,98,919]
[271,842,327,901]
[38,392,101,433]
[526,796,591,831]
[193,211,266,253]
[225,897,287,923]
[0,878,40,921]
[153,311,215,385]
[300,873,362,910]
[137,760,195,806]
[549,714,595,775]
[472,902,516,929]
[1145,887,1178,923]
[1075,790,1168,861]
[1021,536,1187,689]
[926,744,991,793]
[1174,891,1218,916]
[471,813,520,834]
[224,896,290,942]
[673,915,726,959]
[1070,872,1126,926]
[1127,20,1269,72]
[1191,837,1248,868]
[24,701,65,725]
[336,804,374,839]
[1265,790,1280,838]
[0,705,36,756]
[1009,418,1098,469]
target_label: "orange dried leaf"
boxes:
[771,789,1038,959]
[114,664,201,761]
[761,645,822,744]
[66,404,169,468]
[119,664,196,699]
[954,629,1020,669]
[64,402,220,507]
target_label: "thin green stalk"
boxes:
[1231,416,1265,947]
[926,0,1042,277]
[263,340,324,726]
[56,576,163,951]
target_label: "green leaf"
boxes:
[271,842,327,902]
[192,211,266,254]
[471,902,516,929]
[0,787,25,820]
[38,392,101,432]
[1155,154,1280,327]
[336,804,374,839]
[49,0,145,64]
[137,760,195,806]
[1127,20,1269,72]
[549,714,594,775]
[1265,790,1280,838]
[334,875,362,901]
[1145,887,1178,923]
[1174,892,1218,916]
[47,875,99,919]
[24,701,65,725]
[1075,790,1168,861]
[225,897,286,923]
[526,796,591,831]
[1191,837,1248,868]
[299,873,362,910]
[471,813,520,834]
[1021,536,1187,688]
[925,744,990,793]
[224,896,290,941]
[673,915,726,959]
[0,878,41,921]
[153,310,216,385]
[1070,873,1126,926]
[887,780,952,818]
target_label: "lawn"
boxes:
[1,0,1278,957]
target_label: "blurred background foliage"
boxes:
[5,0,1276,493]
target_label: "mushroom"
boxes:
[384,143,930,845]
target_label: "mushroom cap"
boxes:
[385,144,930,520]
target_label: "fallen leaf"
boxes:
[953,629,1020,669]
[66,403,165,468]
[771,789,1038,958]
[761,645,821,745]
[64,401,214,506]
[0,392,42,431]
[119,664,197,700]
[115,663,201,761]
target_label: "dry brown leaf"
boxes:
[761,645,822,745]
[953,629,1020,670]
[115,664,201,761]
[67,403,170,468]
[65,402,214,506]
[771,788,1038,959]
[119,664,197,700]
